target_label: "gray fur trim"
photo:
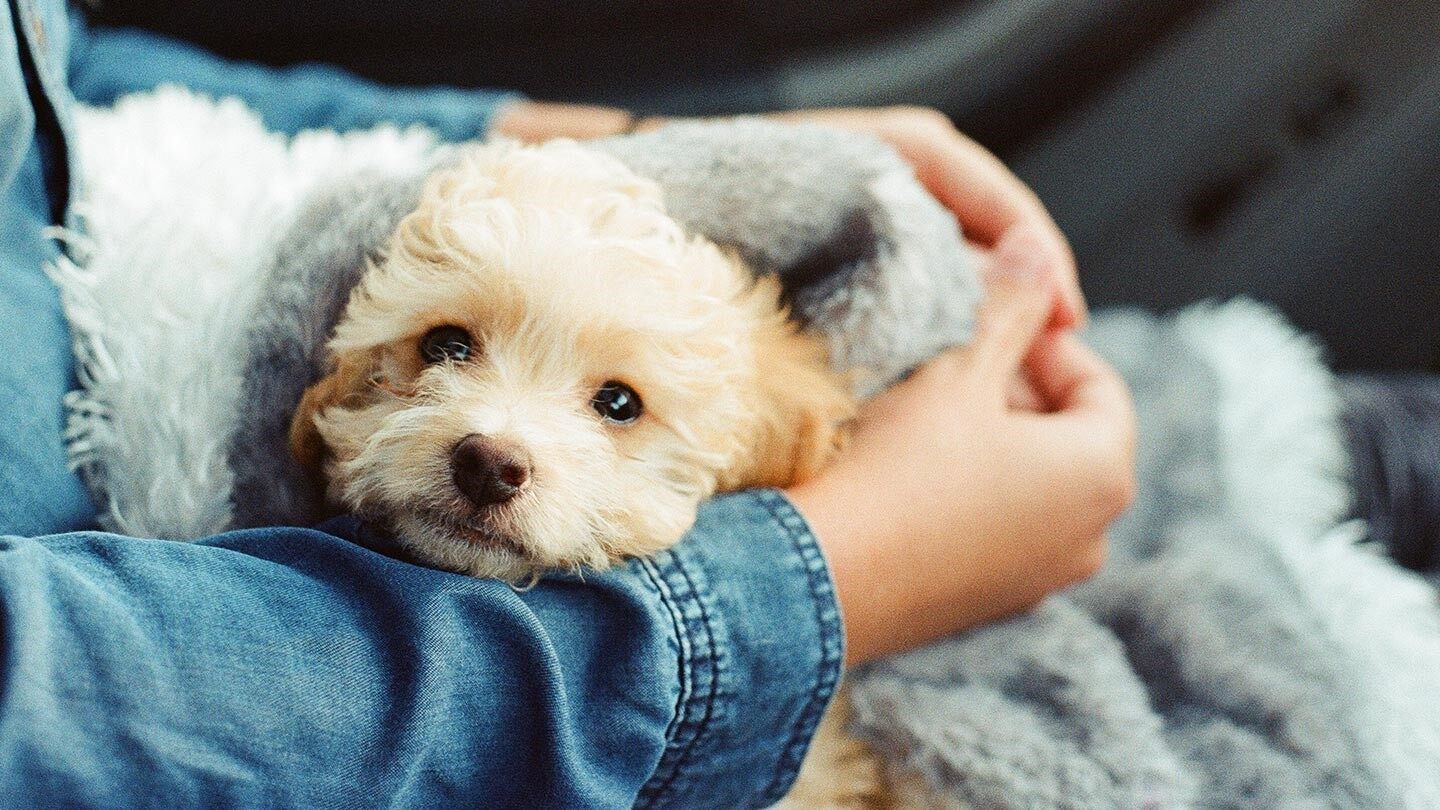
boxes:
[599,120,981,397]
[228,165,440,528]
[848,309,1407,808]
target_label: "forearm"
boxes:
[787,474,1046,666]
[0,491,840,807]
[66,13,518,139]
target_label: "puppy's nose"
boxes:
[451,433,532,508]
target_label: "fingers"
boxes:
[914,125,1048,248]
[935,148,1085,330]
[965,228,1059,383]
[1048,268,1087,332]
[893,112,1087,328]
[490,100,639,142]
[1024,331,1131,422]
[1023,331,1138,515]
[1006,374,1045,412]
[769,105,1088,326]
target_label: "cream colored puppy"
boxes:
[293,138,887,801]
[290,139,854,582]
[291,140,890,805]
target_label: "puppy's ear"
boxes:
[721,287,855,490]
[288,349,380,474]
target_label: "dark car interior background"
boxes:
[92,0,1440,371]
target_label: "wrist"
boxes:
[786,468,1031,664]
[783,477,899,666]
[490,100,638,142]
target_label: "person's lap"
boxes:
[0,140,96,536]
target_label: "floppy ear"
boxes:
[288,349,380,475]
[720,291,856,490]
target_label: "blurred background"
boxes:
[90,0,1440,371]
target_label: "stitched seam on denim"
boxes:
[634,550,721,808]
[634,554,694,808]
[642,552,722,805]
[7,0,68,223]
[636,555,692,795]
[754,489,845,806]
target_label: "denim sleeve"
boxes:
[0,489,843,808]
[63,12,520,140]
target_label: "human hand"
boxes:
[765,106,1084,330]
[785,229,1136,665]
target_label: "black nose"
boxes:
[451,434,532,508]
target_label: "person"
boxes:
[0,4,1135,807]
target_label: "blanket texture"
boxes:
[53,88,1440,807]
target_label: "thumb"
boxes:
[972,227,1057,379]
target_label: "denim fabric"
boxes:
[66,10,521,140]
[0,492,843,807]
[0,142,93,536]
[0,0,93,535]
[634,491,843,808]
[1,4,843,805]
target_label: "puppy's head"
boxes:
[290,141,852,580]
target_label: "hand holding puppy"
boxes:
[769,107,1134,664]
[786,229,1137,665]
[766,105,1085,330]
[494,100,1137,663]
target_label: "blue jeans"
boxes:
[0,4,843,806]
[0,501,842,808]
[0,140,94,535]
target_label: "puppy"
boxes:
[290,139,885,805]
[289,139,853,581]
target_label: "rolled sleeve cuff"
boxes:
[68,17,522,141]
[336,83,523,142]
[636,489,845,809]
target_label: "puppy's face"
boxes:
[291,142,852,581]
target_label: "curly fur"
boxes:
[292,141,852,581]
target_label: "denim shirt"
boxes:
[0,5,844,807]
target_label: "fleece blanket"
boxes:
[52,88,1440,807]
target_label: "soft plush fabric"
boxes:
[1342,374,1440,585]
[53,88,1440,806]
[855,304,1440,807]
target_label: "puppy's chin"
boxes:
[386,499,696,584]
[390,510,561,584]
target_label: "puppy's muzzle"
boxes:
[451,434,532,508]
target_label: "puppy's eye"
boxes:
[420,326,473,363]
[592,381,643,424]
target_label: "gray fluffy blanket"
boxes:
[54,89,1440,807]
